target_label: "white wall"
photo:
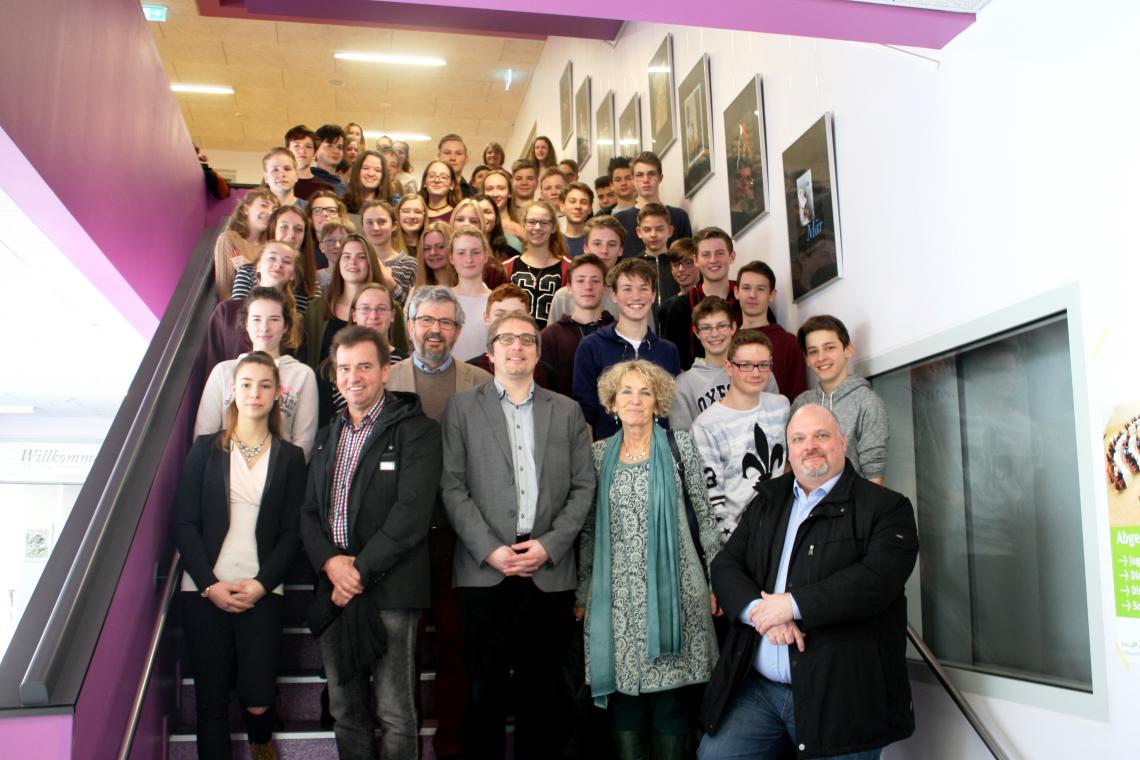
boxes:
[198,149,266,185]
[508,1,1140,756]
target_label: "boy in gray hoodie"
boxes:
[790,314,888,483]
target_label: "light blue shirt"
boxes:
[746,469,844,683]
[494,379,538,535]
[412,354,454,374]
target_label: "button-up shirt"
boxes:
[748,469,843,683]
[328,395,385,549]
[412,353,453,374]
[495,379,538,535]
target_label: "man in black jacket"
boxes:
[300,325,442,760]
[698,403,918,760]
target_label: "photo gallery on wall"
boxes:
[555,35,843,301]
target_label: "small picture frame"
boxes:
[722,75,770,237]
[618,94,642,157]
[575,76,592,167]
[647,34,676,157]
[678,54,714,198]
[519,121,537,160]
[782,113,844,301]
[560,62,574,150]
[25,527,50,559]
[596,90,616,176]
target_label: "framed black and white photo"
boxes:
[619,94,642,158]
[575,76,592,167]
[596,90,615,175]
[647,34,676,157]
[560,61,574,150]
[678,54,713,198]
[723,76,770,237]
[782,113,843,301]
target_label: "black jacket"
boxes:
[174,434,306,593]
[702,462,919,758]
[300,390,442,611]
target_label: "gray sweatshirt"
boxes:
[791,374,888,478]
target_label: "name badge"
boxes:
[380,460,397,471]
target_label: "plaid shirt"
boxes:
[328,394,385,548]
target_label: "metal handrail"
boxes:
[907,624,1012,760]
[117,551,181,760]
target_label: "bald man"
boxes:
[699,404,919,760]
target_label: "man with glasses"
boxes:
[613,151,693,258]
[662,226,742,370]
[442,310,594,759]
[385,286,489,760]
[691,330,790,544]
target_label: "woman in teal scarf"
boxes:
[576,359,721,759]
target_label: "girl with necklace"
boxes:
[420,159,461,224]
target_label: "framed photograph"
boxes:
[596,90,615,176]
[560,62,574,150]
[519,121,537,160]
[575,76,592,168]
[25,527,50,559]
[723,76,770,237]
[782,113,843,301]
[647,34,676,156]
[618,94,642,157]
[678,54,714,198]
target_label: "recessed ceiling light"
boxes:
[0,405,36,415]
[142,4,167,22]
[364,131,432,142]
[171,84,234,95]
[335,52,446,67]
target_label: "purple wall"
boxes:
[0,0,207,325]
[0,714,74,760]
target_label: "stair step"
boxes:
[168,722,449,760]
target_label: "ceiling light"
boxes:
[0,405,36,415]
[504,69,513,91]
[363,131,432,142]
[142,4,167,22]
[170,84,234,95]
[335,52,446,67]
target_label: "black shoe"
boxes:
[320,685,335,729]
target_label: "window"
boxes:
[872,313,1091,691]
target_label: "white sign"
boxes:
[0,442,101,484]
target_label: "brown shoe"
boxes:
[249,741,277,760]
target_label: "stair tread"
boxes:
[169,719,441,740]
[182,669,437,685]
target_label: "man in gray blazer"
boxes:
[441,309,595,760]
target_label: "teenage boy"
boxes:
[667,238,701,296]
[547,215,643,328]
[790,314,888,484]
[511,159,538,208]
[614,152,693,258]
[559,159,580,183]
[572,259,680,440]
[560,182,594,257]
[540,254,614,396]
[670,296,735,431]
[607,156,637,213]
[540,167,568,207]
[691,330,790,543]
[284,125,332,200]
[594,176,616,213]
[661,226,741,370]
[633,202,679,306]
[737,261,808,399]
[311,124,346,196]
[438,133,475,198]
[262,147,303,209]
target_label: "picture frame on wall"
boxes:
[596,90,615,176]
[678,54,714,198]
[723,75,770,237]
[560,62,574,150]
[575,76,592,167]
[520,121,537,160]
[647,34,676,157]
[619,93,642,158]
[782,113,843,302]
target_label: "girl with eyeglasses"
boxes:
[503,200,573,329]
[420,160,461,224]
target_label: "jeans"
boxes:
[697,672,883,760]
[321,608,420,760]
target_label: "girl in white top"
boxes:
[449,225,493,362]
[196,287,318,459]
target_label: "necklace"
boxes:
[427,201,451,211]
[234,433,268,463]
[620,445,649,462]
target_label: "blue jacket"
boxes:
[571,323,681,440]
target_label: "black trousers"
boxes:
[181,591,283,759]
[458,577,575,760]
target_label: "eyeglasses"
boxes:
[492,332,538,347]
[355,305,391,316]
[671,258,696,269]
[426,173,451,182]
[319,238,344,249]
[524,219,553,229]
[311,207,340,217]
[728,360,773,373]
[413,315,458,331]
[696,322,733,335]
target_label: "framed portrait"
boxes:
[519,121,537,160]
[575,76,592,167]
[678,54,714,198]
[723,76,770,237]
[618,94,642,157]
[647,34,676,157]
[560,62,574,150]
[596,90,615,175]
[782,113,843,301]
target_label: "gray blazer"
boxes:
[441,381,595,592]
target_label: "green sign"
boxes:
[1112,527,1140,617]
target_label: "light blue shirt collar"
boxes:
[412,353,454,374]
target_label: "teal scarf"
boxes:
[588,424,684,707]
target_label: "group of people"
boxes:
[177,123,920,760]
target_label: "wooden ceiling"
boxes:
[150,0,543,152]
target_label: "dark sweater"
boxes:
[614,205,693,258]
[758,322,808,400]
[660,282,742,370]
[540,311,615,396]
